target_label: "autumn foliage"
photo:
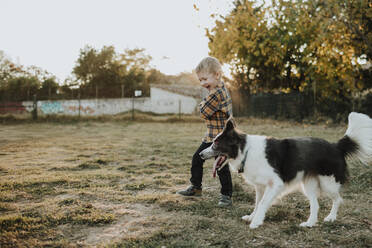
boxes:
[207,0,371,101]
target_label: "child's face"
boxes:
[197,71,220,91]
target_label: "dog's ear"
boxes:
[225,117,235,132]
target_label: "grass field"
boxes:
[0,118,371,247]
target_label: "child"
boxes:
[177,57,233,207]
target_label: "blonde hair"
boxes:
[195,57,223,78]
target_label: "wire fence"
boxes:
[231,90,372,121]
[1,88,372,122]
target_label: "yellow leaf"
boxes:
[193,4,199,11]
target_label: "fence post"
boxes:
[279,94,282,118]
[132,97,135,120]
[78,90,81,119]
[179,99,181,119]
[313,80,317,117]
[32,94,37,120]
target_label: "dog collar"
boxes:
[238,148,249,173]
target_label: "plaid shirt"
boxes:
[199,82,233,142]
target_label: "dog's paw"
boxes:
[242,214,254,222]
[249,218,263,229]
[300,221,316,227]
[249,221,262,229]
[324,215,336,222]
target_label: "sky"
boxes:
[0,0,234,82]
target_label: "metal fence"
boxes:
[1,90,371,122]
[231,91,372,121]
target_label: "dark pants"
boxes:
[190,142,232,197]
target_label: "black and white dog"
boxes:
[200,112,372,229]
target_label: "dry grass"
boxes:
[0,118,371,247]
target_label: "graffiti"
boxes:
[40,102,64,114]
[0,102,26,114]
[67,105,95,114]
[23,102,34,112]
[8,89,197,116]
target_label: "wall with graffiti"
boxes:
[6,87,198,116]
[0,102,34,114]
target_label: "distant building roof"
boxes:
[150,84,207,99]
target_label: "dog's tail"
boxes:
[337,112,372,165]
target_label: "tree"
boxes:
[309,0,372,90]
[5,76,40,101]
[0,51,25,87]
[145,69,171,85]
[0,51,45,101]
[119,48,152,72]
[73,45,117,97]
[0,51,12,85]
[118,48,153,97]
[207,0,371,100]
[38,77,60,100]
[73,46,153,98]
[330,0,372,60]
